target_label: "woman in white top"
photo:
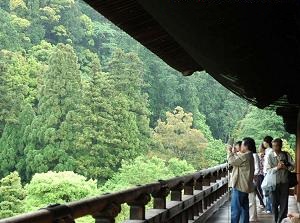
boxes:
[262,135,274,214]
[249,145,260,222]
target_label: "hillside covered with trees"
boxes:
[0,0,295,220]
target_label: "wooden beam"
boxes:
[296,109,300,202]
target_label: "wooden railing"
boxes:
[0,164,230,223]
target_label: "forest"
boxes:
[0,0,296,221]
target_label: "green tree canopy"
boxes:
[0,9,22,51]
[0,172,26,219]
[25,171,97,211]
[233,106,295,147]
[101,155,195,193]
[24,44,82,180]
[0,104,35,179]
[153,106,208,169]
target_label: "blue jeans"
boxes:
[264,173,272,212]
[266,195,272,212]
[231,188,249,223]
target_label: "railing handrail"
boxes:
[0,163,229,223]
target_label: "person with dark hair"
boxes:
[266,138,295,223]
[233,141,242,153]
[263,135,274,214]
[257,143,266,208]
[228,137,255,223]
[263,136,273,146]
[249,141,259,222]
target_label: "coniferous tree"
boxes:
[0,50,40,136]
[0,9,22,51]
[24,44,82,179]
[76,49,152,182]
[108,49,151,153]
[74,53,120,182]
[0,104,35,179]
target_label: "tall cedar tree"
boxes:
[0,104,35,179]
[24,44,82,180]
[74,52,120,182]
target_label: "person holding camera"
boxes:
[228,137,255,223]
[265,138,295,223]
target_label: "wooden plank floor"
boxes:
[206,196,299,223]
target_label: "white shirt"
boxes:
[263,147,273,174]
[253,153,259,175]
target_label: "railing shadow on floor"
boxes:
[0,164,230,223]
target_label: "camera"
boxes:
[280,159,291,167]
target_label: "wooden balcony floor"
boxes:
[206,195,299,223]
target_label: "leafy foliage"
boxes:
[0,172,26,218]
[233,106,294,146]
[153,107,208,169]
[25,171,98,211]
[24,44,82,180]
[0,0,296,220]
[101,155,195,193]
[0,104,35,179]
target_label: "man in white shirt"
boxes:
[266,138,294,223]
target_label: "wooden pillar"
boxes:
[195,176,203,190]
[152,186,169,209]
[184,179,194,195]
[296,110,300,202]
[211,172,217,183]
[171,182,184,201]
[127,194,151,220]
[93,203,121,223]
[203,175,211,187]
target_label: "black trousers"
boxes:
[271,183,289,223]
[256,174,265,206]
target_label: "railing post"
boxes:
[184,179,194,195]
[181,210,188,223]
[208,193,212,207]
[204,196,208,210]
[207,189,213,207]
[217,169,222,180]
[93,203,121,223]
[194,175,203,216]
[184,179,197,220]
[188,207,194,220]
[195,176,203,190]
[152,185,169,209]
[218,184,222,198]
[221,184,225,195]
[213,190,217,203]
[193,202,199,219]
[220,168,225,178]
[203,174,212,210]
[127,193,151,220]
[171,182,184,201]
[211,172,217,183]
[198,200,203,214]
[203,174,211,187]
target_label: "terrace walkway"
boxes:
[1,164,299,223]
[208,195,299,223]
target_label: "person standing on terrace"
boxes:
[228,137,255,223]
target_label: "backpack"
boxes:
[283,152,298,188]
